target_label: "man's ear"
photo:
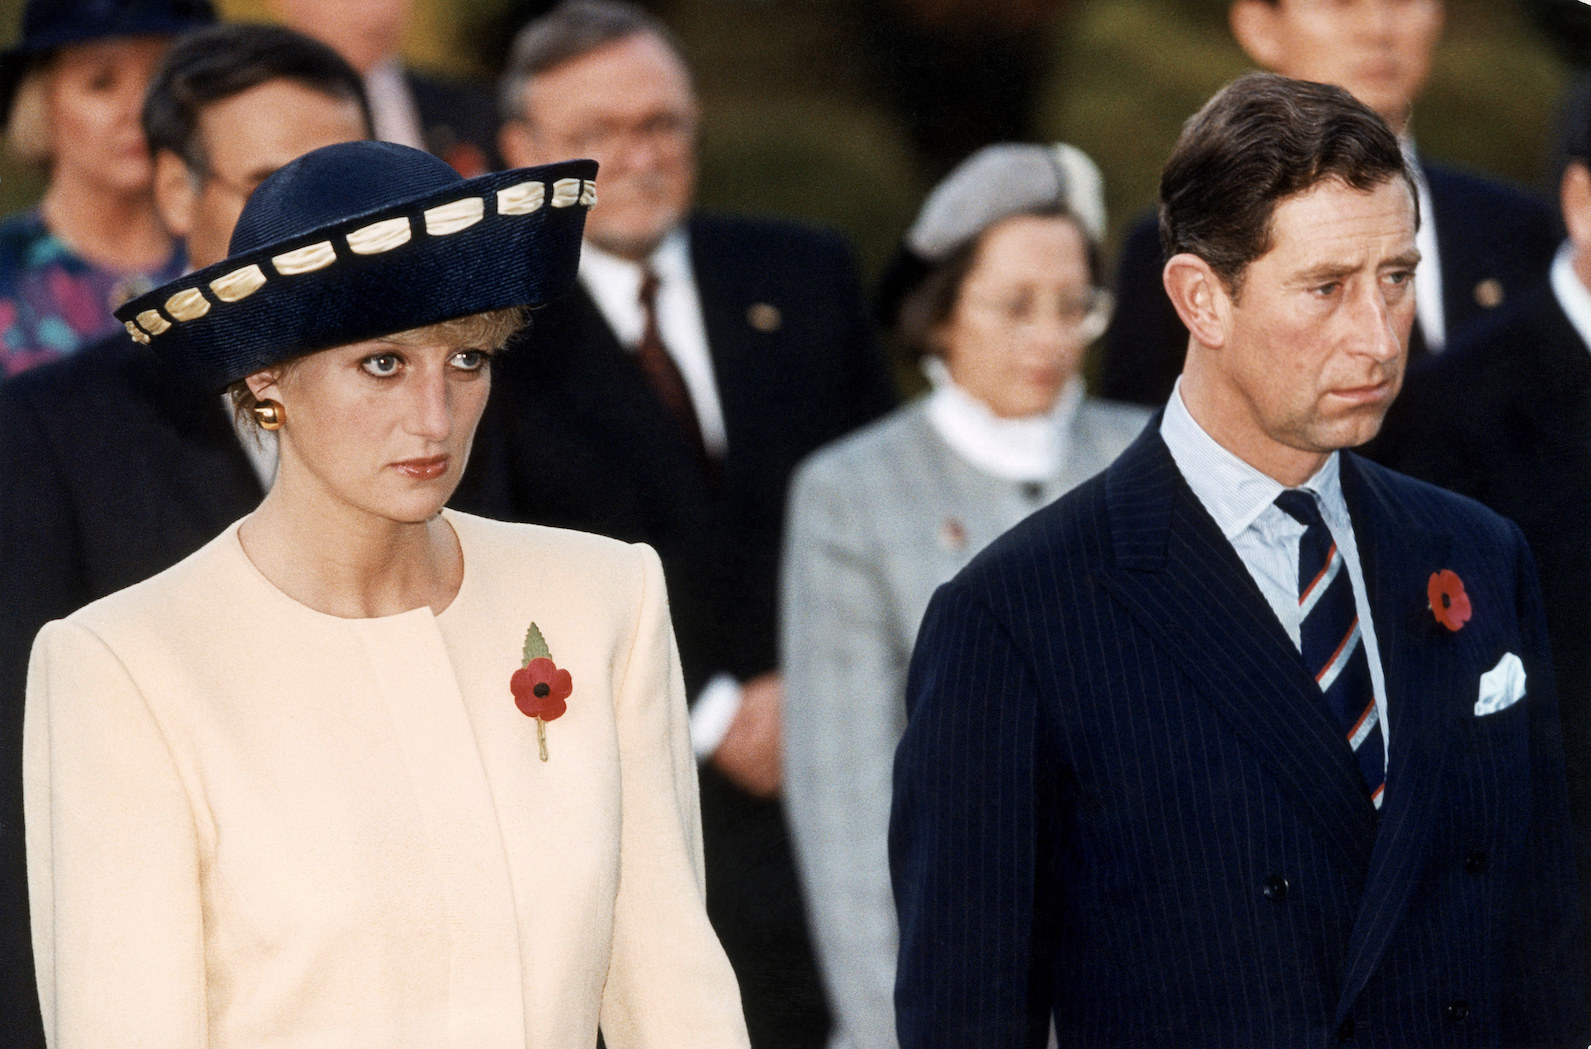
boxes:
[1230,0,1285,71]
[152,149,197,240]
[498,119,540,169]
[1163,252,1233,352]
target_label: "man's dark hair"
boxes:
[499,0,687,124]
[1159,71,1417,295]
[143,22,373,178]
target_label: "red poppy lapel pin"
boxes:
[510,622,573,761]
[1427,570,1472,632]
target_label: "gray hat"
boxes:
[907,143,1106,260]
[876,142,1107,328]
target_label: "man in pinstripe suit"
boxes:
[890,72,1586,1049]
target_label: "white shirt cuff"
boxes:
[689,673,743,760]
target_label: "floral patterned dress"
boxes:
[0,209,184,378]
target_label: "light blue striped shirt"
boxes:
[1160,381,1392,758]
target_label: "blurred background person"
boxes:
[0,23,370,1047]
[781,142,1149,1049]
[0,0,214,377]
[454,2,898,1045]
[1382,94,1591,1013]
[1097,0,1560,409]
[267,0,498,174]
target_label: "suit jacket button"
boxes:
[1262,875,1289,901]
[1336,1018,1355,1042]
[1445,999,1470,1024]
[1464,850,1489,875]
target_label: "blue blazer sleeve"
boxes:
[1500,520,1587,1042]
[891,579,1058,1049]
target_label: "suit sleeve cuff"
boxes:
[689,673,743,760]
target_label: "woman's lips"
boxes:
[392,455,449,480]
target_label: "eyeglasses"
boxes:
[555,112,697,158]
[960,287,1113,340]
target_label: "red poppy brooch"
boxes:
[1427,570,1472,632]
[510,622,572,761]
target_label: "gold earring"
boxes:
[253,399,285,431]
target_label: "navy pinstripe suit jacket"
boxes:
[891,424,1585,1048]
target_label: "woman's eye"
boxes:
[360,354,401,377]
[451,349,490,372]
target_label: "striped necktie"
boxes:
[1274,490,1386,810]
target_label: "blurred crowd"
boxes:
[0,0,1587,1047]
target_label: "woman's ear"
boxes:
[244,369,280,402]
[1163,252,1232,353]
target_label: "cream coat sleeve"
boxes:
[598,544,749,1049]
[24,618,207,1049]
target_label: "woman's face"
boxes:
[252,336,494,525]
[44,36,169,196]
[936,214,1100,419]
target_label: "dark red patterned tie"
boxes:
[636,267,712,472]
[1275,490,1386,810]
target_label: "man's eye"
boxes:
[1313,281,1341,297]
[360,354,401,377]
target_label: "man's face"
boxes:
[271,0,411,75]
[505,32,698,261]
[1199,177,1419,484]
[1232,0,1444,134]
[156,79,368,270]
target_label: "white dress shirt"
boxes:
[1405,143,1447,353]
[580,229,737,754]
[364,58,425,152]
[1160,382,1392,758]
[578,229,728,456]
[1550,240,1591,352]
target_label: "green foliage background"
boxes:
[0,0,1570,283]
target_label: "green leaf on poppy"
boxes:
[522,621,551,665]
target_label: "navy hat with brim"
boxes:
[116,141,597,394]
[0,0,216,125]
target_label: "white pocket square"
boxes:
[1475,652,1527,717]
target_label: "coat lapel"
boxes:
[1092,429,1379,871]
[1333,454,1455,1020]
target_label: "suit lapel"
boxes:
[1093,430,1379,871]
[688,218,757,475]
[1333,455,1455,1020]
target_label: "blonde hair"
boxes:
[5,65,53,169]
[228,306,528,429]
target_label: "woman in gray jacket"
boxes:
[780,143,1150,1049]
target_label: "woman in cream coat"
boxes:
[25,141,748,1049]
[781,144,1150,1049]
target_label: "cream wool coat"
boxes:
[24,509,749,1049]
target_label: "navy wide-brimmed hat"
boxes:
[0,0,216,124]
[116,141,597,393]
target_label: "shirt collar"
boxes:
[921,357,1083,482]
[579,227,689,288]
[1550,240,1591,352]
[1160,379,1342,540]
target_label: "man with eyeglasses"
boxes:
[0,25,369,1046]
[454,3,897,1047]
